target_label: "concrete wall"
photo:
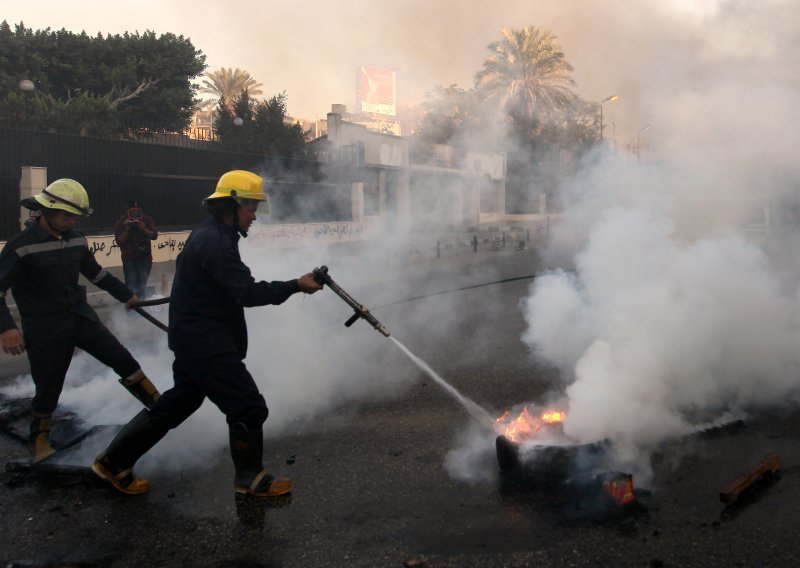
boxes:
[0,218,385,269]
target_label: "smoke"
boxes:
[518,2,800,480]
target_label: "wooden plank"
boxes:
[719,453,780,504]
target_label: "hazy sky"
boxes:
[5,0,774,140]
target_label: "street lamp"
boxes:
[636,124,651,162]
[19,79,35,127]
[233,116,244,127]
[599,95,618,141]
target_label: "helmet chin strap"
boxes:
[232,204,248,238]
[41,210,64,236]
[205,196,249,237]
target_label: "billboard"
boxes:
[357,65,396,117]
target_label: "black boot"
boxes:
[92,409,170,495]
[119,369,161,409]
[229,423,292,497]
[29,410,56,464]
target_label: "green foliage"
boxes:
[200,68,263,112]
[416,85,480,145]
[476,26,577,123]
[411,25,602,213]
[214,90,309,159]
[0,21,206,135]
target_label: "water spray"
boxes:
[312,265,495,429]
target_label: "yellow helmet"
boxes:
[33,178,93,216]
[206,170,266,202]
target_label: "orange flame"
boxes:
[495,407,567,443]
[541,411,566,424]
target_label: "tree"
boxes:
[416,84,480,145]
[0,21,206,135]
[476,26,577,124]
[214,90,308,159]
[199,67,263,113]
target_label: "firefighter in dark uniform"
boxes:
[0,179,162,463]
[92,170,322,497]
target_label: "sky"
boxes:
[3,0,772,140]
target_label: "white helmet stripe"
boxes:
[41,188,92,215]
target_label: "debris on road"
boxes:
[719,452,780,504]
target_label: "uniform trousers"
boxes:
[27,316,140,414]
[148,351,269,431]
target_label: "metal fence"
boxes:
[0,127,355,239]
[0,175,20,240]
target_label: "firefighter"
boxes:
[0,179,161,463]
[92,170,322,497]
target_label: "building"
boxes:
[312,105,506,231]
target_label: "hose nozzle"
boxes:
[313,266,390,337]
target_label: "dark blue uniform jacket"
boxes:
[168,217,300,360]
[0,223,133,337]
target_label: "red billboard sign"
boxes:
[358,65,396,116]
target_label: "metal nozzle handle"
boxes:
[314,265,390,337]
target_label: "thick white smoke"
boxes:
[521,25,800,476]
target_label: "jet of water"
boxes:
[390,336,495,430]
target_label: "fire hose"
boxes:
[132,268,392,338]
[313,266,390,337]
[133,271,532,336]
[132,296,170,333]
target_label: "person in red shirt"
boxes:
[114,200,158,299]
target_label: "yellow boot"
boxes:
[119,369,161,409]
[229,423,292,498]
[29,411,56,464]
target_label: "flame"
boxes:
[541,411,566,424]
[495,407,567,443]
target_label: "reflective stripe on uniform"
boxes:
[90,269,108,283]
[15,236,88,258]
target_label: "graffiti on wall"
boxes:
[83,232,189,267]
[1,219,382,268]
[250,217,381,245]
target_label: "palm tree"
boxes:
[199,67,263,112]
[476,26,576,122]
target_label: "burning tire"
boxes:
[496,435,610,486]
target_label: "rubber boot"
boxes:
[29,411,56,464]
[119,369,161,409]
[229,423,292,498]
[91,409,169,495]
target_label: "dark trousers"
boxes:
[149,352,269,431]
[122,257,152,299]
[26,317,141,414]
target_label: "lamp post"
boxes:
[636,124,651,162]
[599,95,618,141]
[19,79,34,127]
[233,116,244,127]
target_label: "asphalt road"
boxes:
[2,249,799,567]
